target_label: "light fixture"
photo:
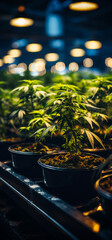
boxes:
[8,49,22,57]
[9,5,34,27]
[45,53,59,62]
[55,62,65,71]
[3,55,15,64]
[85,40,102,49]
[69,62,79,71]
[0,59,3,67]
[70,48,85,57]
[50,65,56,73]
[34,58,46,64]
[26,43,42,52]
[18,63,27,71]
[8,64,17,73]
[83,58,93,67]
[33,61,45,72]
[105,57,112,68]
[69,1,99,11]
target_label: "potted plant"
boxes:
[8,108,60,176]
[0,86,24,161]
[36,84,106,198]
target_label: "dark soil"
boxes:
[40,152,105,169]
[11,142,59,154]
[100,177,112,194]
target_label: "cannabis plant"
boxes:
[32,84,104,153]
[0,87,16,138]
[10,80,47,131]
[87,76,112,110]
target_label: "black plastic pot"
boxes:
[38,152,105,198]
[8,143,60,178]
[95,174,112,221]
[0,138,24,161]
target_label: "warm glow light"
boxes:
[0,59,3,67]
[50,65,56,73]
[55,62,65,71]
[83,58,93,68]
[3,55,14,64]
[18,63,27,71]
[34,58,46,64]
[92,223,100,233]
[69,62,79,71]
[70,48,85,57]
[26,43,42,52]
[18,6,25,12]
[106,58,112,68]
[8,49,22,57]
[105,57,112,68]
[45,53,59,62]
[8,64,17,73]
[29,62,46,75]
[10,17,34,27]
[34,61,45,72]
[69,2,98,11]
[85,40,102,49]
[29,63,36,72]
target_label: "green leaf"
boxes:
[90,132,105,148]
[18,110,26,119]
[85,130,94,148]
[104,125,112,138]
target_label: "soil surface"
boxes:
[100,177,112,194]
[40,152,105,169]
[11,142,59,154]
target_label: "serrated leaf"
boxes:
[85,130,94,148]
[90,132,105,148]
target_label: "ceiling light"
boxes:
[8,49,22,57]
[55,62,65,71]
[0,59,3,67]
[18,63,27,71]
[34,58,46,64]
[8,64,17,73]
[45,53,59,62]
[10,17,34,27]
[9,6,34,27]
[105,57,112,68]
[33,62,45,72]
[26,43,42,52]
[69,62,79,71]
[105,57,112,67]
[3,55,15,64]
[70,48,85,57]
[83,58,93,67]
[69,2,99,11]
[50,65,56,73]
[85,40,102,49]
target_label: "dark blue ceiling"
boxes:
[0,0,112,72]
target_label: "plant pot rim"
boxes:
[83,147,112,152]
[8,142,59,156]
[0,137,23,143]
[38,152,104,172]
[95,174,112,200]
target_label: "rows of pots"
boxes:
[0,137,112,221]
[1,73,112,221]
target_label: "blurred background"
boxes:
[0,0,112,76]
